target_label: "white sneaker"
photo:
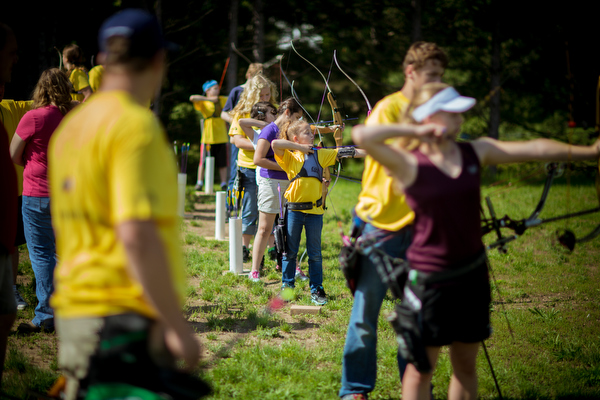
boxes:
[248,270,261,282]
[14,287,27,310]
[295,267,309,281]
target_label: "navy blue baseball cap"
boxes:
[98,9,179,58]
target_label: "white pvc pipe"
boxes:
[177,173,187,217]
[229,217,243,274]
[215,191,226,240]
[204,156,215,195]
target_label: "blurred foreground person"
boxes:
[49,9,210,400]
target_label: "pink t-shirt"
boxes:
[16,105,64,197]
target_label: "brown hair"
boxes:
[402,42,448,72]
[276,97,302,117]
[251,101,277,121]
[102,36,152,72]
[31,68,74,115]
[279,120,309,141]
[63,44,87,77]
[246,63,263,79]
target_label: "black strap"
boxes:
[287,197,323,210]
[409,250,488,286]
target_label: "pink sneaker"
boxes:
[295,267,309,281]
[248,270,260,282]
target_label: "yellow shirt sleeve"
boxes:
[228,112,255,168]
[355,91,415,231]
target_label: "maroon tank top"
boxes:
[404,142,484,273]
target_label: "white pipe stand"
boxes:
[177,173,187,218]
[229,217,243,274]
[215,191,226,240]
[204,156,215,195]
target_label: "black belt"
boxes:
[408,249,488,286]
[287,197,323,211]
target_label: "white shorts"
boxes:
[257,175,289,215]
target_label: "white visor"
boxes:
[412,87,476,122]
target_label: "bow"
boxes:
[482,162,600,252]
[279,54,316,124]
[290,41,347,209]
[333,50,373,116]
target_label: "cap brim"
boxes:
[440,96,475,113]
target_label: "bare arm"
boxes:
[81,86,93,102]
[238,118,269,142]
[271,139,314,158]
[117,220,200,369]
[230,134,255,151]
[221,111,233,124]
[9,133,26,167]
[254,138,283,171]
[351,123,444,190]
[473,137,600,166]
[189,95,219,103]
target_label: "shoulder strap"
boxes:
[290,150,323,183]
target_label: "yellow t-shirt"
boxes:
[275,148,338,215]
[48,91,185,319]
[193,96,228,144]
[1,99,33,195]
[69,68,90,101]
[354,91,415,231]
[228,112,255,169]
[88,65,105,92]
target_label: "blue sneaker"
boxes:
[311,286,327,305]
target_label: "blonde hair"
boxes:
[279,120,309,142]
[246,63,263,79]
[31,68,74,115]
[231,73,278,117]
[394,82,450,151]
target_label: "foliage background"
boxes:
[3,1,599,183]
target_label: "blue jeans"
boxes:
[281,210,323,292]
[227,144,239,191]
[22,196,56,327]
[339,222,412,398]
[239,167,258,235]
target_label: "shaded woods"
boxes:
[4,1,598,158]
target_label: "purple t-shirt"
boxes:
[258,122,287,180]
[16,105,64,197]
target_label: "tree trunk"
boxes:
[411,0,422,43]
[252,0,264,62]
[153,0,163,116]
[226,0,240,93]
[488,1,501,177]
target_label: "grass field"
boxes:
[2,165,599,399]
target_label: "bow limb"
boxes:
[483,162,600,252]
[279,54,316,124]
[333,50,373,115]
